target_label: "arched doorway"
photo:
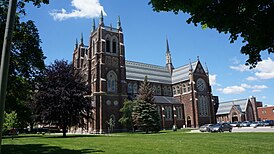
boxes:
[232,112,238,122]
[186,116,191,127]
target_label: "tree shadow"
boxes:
[2,144,104,154]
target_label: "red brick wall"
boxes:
[258,106,274,120]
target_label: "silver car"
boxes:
[199,124,214,132]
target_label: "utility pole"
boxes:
[0,0,18,153]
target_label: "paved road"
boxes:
[190,126,274,133]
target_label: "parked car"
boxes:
[240,121,251,127]
[263,120,274,126]
[210,123,232,132]
[250,121,263,128]
[199,124,214,132]
[230,122,241,127]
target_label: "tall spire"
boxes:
[205,62,209,75]
[166,37,170,53]
[117,16,121,30]
[75,38,78,49]
[99,10,104,25]
[189,59,193,72]
[165,37,173,75]
[92,19,95,32]
[80,33,83,46]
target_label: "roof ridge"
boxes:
[125,60,167,70]
[174,60,198,70]
[219,98,248,104]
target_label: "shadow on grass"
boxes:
[2,144,104,154]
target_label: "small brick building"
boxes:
[258,106,274,121]
[73,14,217,133]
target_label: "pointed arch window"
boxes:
[127,83,132,94]
[182,84,187,93]
[107,71,117,93]
[106,37,111,53]
[133,83,138,94]
[112,40,117,53]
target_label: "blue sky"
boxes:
[24,0,274,105]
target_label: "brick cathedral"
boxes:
[73,13,218,133]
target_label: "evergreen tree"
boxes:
[132,76,160,133]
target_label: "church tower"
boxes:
[89,12,127,133]
[166,38,174,75]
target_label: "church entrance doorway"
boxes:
[186,116,191,127]
[232,112,238,122]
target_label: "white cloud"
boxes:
[262,96,267,99]
[229,64,250,72]
[50,0,106,21]
[246,76,257,81]
[218,83,267,94]
[230,57,274,80]
[218,86,245,94]
[254,58,274,79]
[209,74,217,86]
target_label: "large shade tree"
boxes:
[33,60,90,137]
[149,0,274,67]
[1,0,49,128]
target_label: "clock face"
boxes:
[196,78,206,92]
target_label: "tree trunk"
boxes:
[62,124,67,137]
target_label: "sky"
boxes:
[23,0,274,105]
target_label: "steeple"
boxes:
[117,16,122,30]
[165,37,173,75]
[189,59,194,82]
[92,19,96,32]
[80,33,83,46]
[205,62,209,75]
[99,10,104,25]
[75,38,78,49]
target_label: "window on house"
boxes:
[272,109,274,113]
[176,85,180,94]
[133,83,138,94]
[172,87,176,95]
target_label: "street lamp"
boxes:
[161,107,165,130]
[173,107,177,131]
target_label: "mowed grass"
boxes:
[2,129,274,154]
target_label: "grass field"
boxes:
[2,129,274,154]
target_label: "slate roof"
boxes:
[172,61,198,84]
[125,60,198,84]
[154,96,181,104]
[216,99,248,115]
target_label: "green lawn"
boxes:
[2,130,274,154]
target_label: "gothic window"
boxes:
[133,83,138,94]
[176,107,183,120]
[106,37,111,53]
[187,83,191,92]
[168,87,171,96]
[107,71,117,93]
[127,83,132,94]
[157,85,161,95]
[152,85,156,95]
[163,86,167,96]
[176,85,180,95]
[92,41,95,56]
[182,84,187,93]
[172,87,176,95]
[112,37,118,54]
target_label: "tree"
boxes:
[2,111,19,135]
[149,0,274,68]
[33,60,89,137]
[1,0,48,129]
[132,76,160,133]
[119,99,136,131]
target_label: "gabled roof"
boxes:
[125,60,172,84]
[216,99,248,115]
[172,61,198,84]
[125,60,198,84]
[154,96,181,104]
